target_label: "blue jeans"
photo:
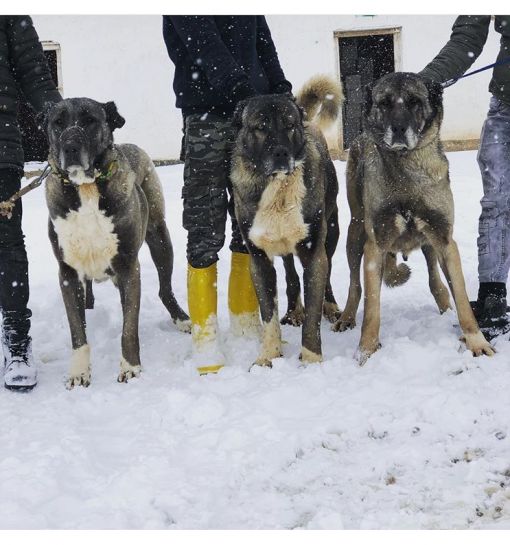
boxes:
[477,96,510,283]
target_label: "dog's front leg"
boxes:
[357,238,384,365]
[299,243,328,363]
[437,240,495,357]
[249,249,282,368]
[59,262,90,389]
[116,258,142,382]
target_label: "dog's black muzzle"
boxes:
[59,127,89,170]
[268,145,296,176]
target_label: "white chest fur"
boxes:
[52,183,119,281]
[249,167,309,258]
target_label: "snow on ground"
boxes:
[1,151,510,529]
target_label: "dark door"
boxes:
[339,33,395,150]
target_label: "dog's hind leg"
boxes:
[145,221,191,333]
[422,244,451,314]
[58,262,90,389]
[116,259,143,382]
[333,218,365,332]
[280,254,304,327]
[323,205,341,323]
[85,279,94,310]
[250,249,282,367]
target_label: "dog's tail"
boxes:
[383,253,411,288]
[296,74,343,132]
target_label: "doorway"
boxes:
[336,27,402,151]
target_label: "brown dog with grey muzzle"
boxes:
[334,72,494,364]
[230,76,342,367]
[40,98,190,388]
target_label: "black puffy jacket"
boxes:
[421,16,510,105]
[162,15,292,117]
[0,16,61,171]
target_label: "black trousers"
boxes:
[182,113,247,269]
[0,168,31,355]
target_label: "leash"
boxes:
[0,163,52,219]
[442,55,510,88]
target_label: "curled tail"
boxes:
[383,253,411,288]
[296,74,344,132]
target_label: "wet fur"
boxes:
[43,99,190,387]
[334,72,494,363]
[231,78,341,366]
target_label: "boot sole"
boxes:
[4,382,37,392]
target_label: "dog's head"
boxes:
[363,72,443,152]
[233,94,306,177]
[39,98,125,185]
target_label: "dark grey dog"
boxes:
[230,77,341,367]
[334,72,494,364]
[40,98,190,388]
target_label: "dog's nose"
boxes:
[392,124,407,138]
[273,146,290,160]
[62,141,83,164]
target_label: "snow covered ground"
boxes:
[1,150,510,529]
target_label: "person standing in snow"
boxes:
[162,16,292,373]
[0,16,61,389]
[421,15,510,338]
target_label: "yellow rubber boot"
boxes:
[187,263,223,375]
[228,252,261,338]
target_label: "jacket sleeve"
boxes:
[166,15,258,103]
[7,15,62,111]
[256,16,292,94]
[420,15,491,83]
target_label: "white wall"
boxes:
[33,14,501,159]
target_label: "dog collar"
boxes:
[57,160,118,185]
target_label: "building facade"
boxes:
[32,14,501,161]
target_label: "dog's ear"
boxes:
[103,101,126,131]
[36,101,55,134]
[423,78,444,111]
[233,99,248,130]
[363,82,374,119]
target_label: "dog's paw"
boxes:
[355,341,381,366]
[461,331,496,357]
[66,372,91,390]
[280,307,305,327]
[323,302,342,324]
[299,347,323,364]
[250,358,273,371]
[117,357,141,383]
[174,318,192,334]
[332,316,356,332]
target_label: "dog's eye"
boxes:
[254,125,267,132]
[408,98,421,108]
[53,118,64,127]
[83,116,96,125]
[286,123,295,131]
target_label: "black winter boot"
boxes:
[470,282,510,340]
[2,309,37,391]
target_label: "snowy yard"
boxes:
[1,150,510,529]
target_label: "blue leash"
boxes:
[442,55,510,88]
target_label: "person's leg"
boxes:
[475,96,510,332]
[0,168,36,390]
[182,114,231,372]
